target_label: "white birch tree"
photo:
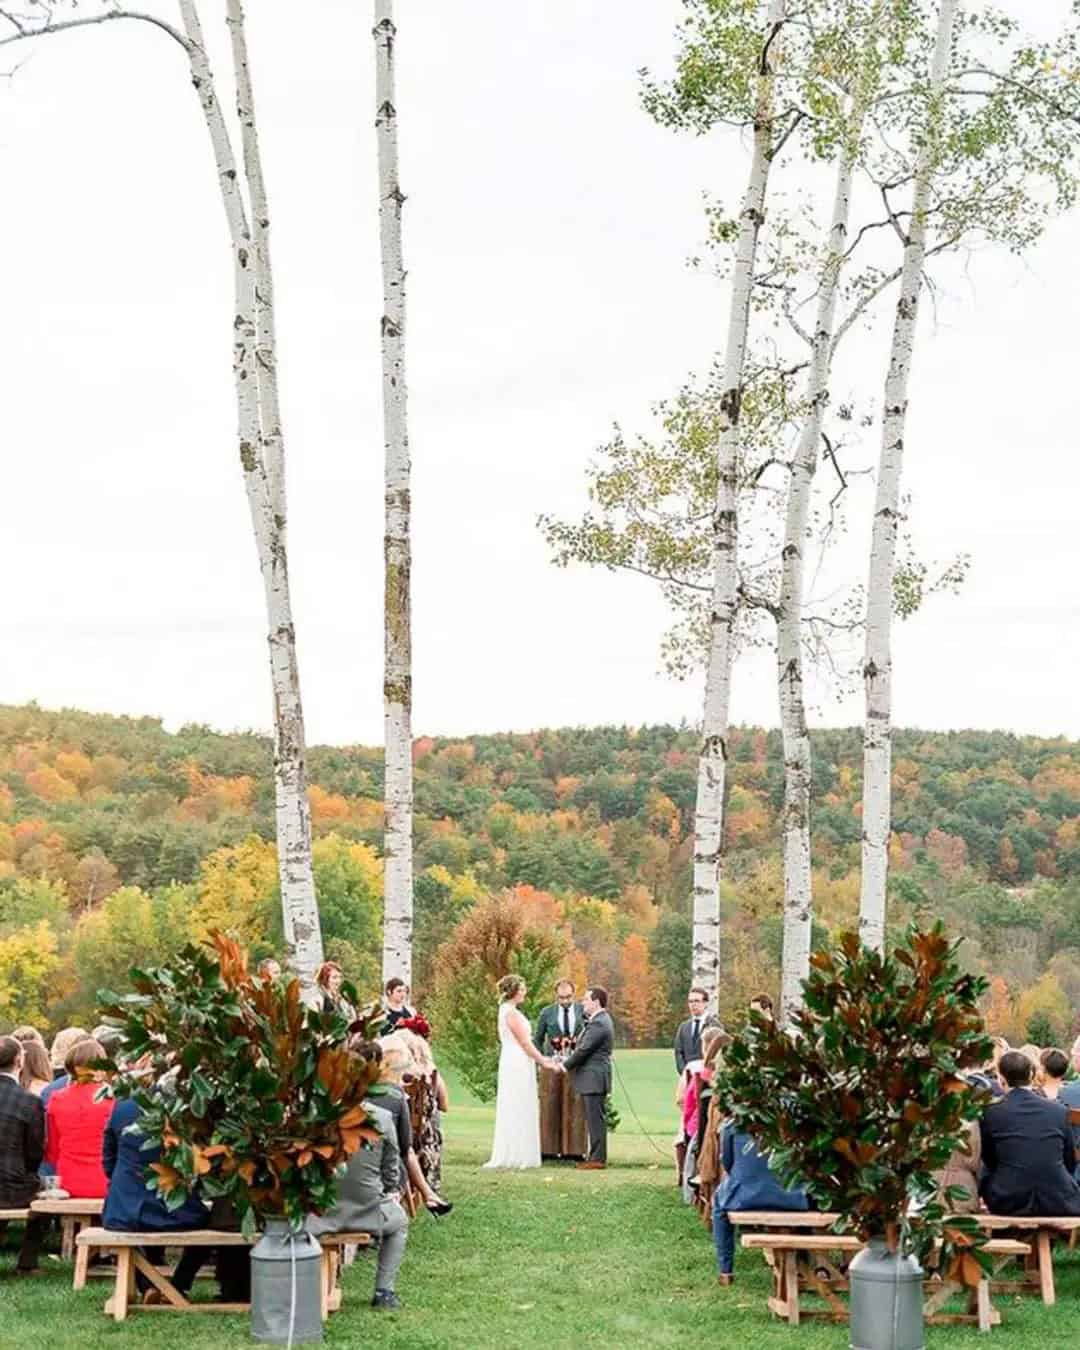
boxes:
[1,0,326,989]
[857,2,1080,949]
[643,0,793,1004]
[774,0,888,1022]
[373,0,414,990]
[859,0,959,954]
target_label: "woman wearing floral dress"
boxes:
[396,1020,448,1192]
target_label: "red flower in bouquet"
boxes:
[399,1014,431,1040]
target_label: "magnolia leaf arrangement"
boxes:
[99,932,383,1231]
[714,923,993,1284]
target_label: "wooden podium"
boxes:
[539,1065,588,1159]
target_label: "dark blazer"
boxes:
[714,1125,810,1215]
[0,1074,44,1207]
[533,1002,585,1053]
[102,1098,209,1232]
[309,1105,400,1238]
[674,1014,720,1075]
[1059,1081,1080,1163]
[562,1011,614,1096]
[366,1086,411,1189]
[980,1088,1080,1216]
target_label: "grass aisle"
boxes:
[4,1051,1080,1346]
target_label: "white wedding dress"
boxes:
[483,1001,542,1169]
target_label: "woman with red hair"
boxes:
[317,960,356,1023]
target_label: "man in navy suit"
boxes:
[103,1097,213,1295]
[980,1050,1080,1216]
[0,1037,48,1275]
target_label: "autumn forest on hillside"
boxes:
[0,700,1077,1048]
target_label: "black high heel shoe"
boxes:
[426,1198,453,1218]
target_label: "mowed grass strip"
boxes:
[4,1050,1080,1347]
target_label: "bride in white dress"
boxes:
[484,974,557,1169]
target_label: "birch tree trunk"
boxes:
[859,0,959,953]
[180,0,324,989]
[374,0,414,989]
[692,0,789,1004]
[776,3,885,1023]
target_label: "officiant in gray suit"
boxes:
[559,987,614,1170]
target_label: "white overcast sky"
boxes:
[1,0,1077,746]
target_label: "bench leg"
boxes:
[1037,1231,1055,1306]
[61,1216,75,1262]
[976,1279,992,1332]
[320,1250,331,1322]
[785,1252,800,1326]
[112,1249,133,1322]
[73,1241,90,1291]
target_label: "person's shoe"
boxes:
[576,1161,606,1170]
[426,1198,453,1218]
[717,1273,735,1287]
[371,1289,402,1310]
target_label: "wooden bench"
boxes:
[740,1232,1031,1332]
[975,1214,1080,1306]
[0,1207,31,1224]
[76,1226,372,1322]
[30,1197,104,1261]
[317,1232,374,1318]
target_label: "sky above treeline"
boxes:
[2,1,1077,745]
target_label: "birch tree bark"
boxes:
[692,0,789,1004]
[374,0,414,989]
[859,0,960,953]
[178,0,323,990]
[776,1,886,1023]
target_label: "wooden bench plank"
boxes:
[0,1208,31,1221]
[30,1198,104,1215]
[78,1227,251,1247]
[729,1211,840,1228]
[742,1234,864,1251]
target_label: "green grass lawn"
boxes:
[4,1049,1080,1347]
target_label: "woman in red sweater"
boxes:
[44,1037,111,1198]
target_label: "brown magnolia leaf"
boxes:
[149,1162,182,1195]
[238,1160,257,1184]
[960,1253,983,1288]
[833,1138,857,1165]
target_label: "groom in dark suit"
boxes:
[559,987,614,1170]
[533,980,585,1054]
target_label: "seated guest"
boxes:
[0,1036,48,1275]
[317,961,356,1023]
[1038,1047,1069,1102]
[935,1118,981,1214]
[44,1038,112,1197]
[46,1026,90,1084]
[18,1039,52,1097]
[257,957,282,980]
[713,1123,809,1284]
[1053,1050,1080,1166]
[309,1094,409,1310]
[382,977,415,1033]
[682,1028,724,1204]
[11,1026,45,1048]
[103,1096,211,1299]
[369,1036,452,1217]
[395,1022,447,1194]
[980,1049,1080,1216]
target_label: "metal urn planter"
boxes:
[848,1238,925,1350]
[251,1217,323,1345]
